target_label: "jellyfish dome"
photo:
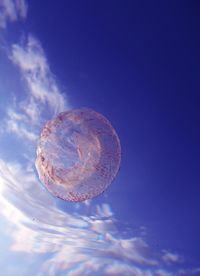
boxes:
[35,108,121,202]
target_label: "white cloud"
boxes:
[104,233,158,266]
[0,157,197,276]
[155,270,173,276]
[2,34,70,142]
[96,203,113,218]
[178,268,200,275]
[0,0,27,28]
[0,160,159,273]
[162,250,183,264]
[11,35,68,117]
[104,263,145,276]
[6,108,38,141]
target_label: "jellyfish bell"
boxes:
[35,108,121,202]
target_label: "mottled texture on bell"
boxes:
[35,108,121,202]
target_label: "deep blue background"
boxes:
[26,0,200,263]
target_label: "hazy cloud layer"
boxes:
[0,0,27,28]
[0,158,198,275]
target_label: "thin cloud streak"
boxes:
[0,0,27,28]
[3,34,70,142]
[11,35,68,117]
[162,250,183,264]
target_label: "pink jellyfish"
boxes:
[35,108,121,202]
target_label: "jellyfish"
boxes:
[35,108,121,202]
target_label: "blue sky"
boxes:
[0,1,200,275]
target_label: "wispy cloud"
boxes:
[162,250,183,264]
[179,268,200,275]
[96,203,113,218]
[6,107,38,141]
[2,35,69,142]
[11,35,67,117]
[0,157,194,275]
[0,0,27,28]
[104,263,147,275]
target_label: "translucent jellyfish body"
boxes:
[35,108,121,202]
